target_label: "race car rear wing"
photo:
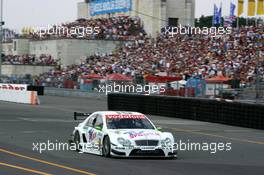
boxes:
[74,112,92,120]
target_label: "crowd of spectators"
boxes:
[2,54,58,66]
[38,25,264,88]
[28,16,146,41]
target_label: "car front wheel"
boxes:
[102,136,111,157]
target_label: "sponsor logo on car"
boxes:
[105,114,146,119]
[124,131,160,139]
[88,128,96,142]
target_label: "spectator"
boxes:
[38,25,264,88]
[2,54,57,66]
[27,16,146,41]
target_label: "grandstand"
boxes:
[1,0,263,101]
[78,0,195,37]
[2,15,146,66]
[2,0,196,68]
[37,25,264,89]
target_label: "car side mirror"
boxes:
[157,127,162,131]
[95,126,102,131]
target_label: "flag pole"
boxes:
[246,17,249,26]
[220,2,223,27]
[234,0,239,28]
[212,4,215,27]
[0,0,3,77]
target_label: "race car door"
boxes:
[83,114,99,154]
[84,114,103,155]
[93,114,104,155]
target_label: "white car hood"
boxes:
[108,129,162,141]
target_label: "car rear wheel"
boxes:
[74,131,82,152]
[102,136,111,157]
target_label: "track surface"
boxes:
[0,96,263,175]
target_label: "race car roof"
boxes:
[96,111,144,116]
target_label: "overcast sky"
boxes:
[3,0,241,32]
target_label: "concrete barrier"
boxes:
[1,64,55,76]
[108,93,264,130]
[0,83,40,105]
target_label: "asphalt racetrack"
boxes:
[0,96,263,175]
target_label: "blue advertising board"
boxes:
[89,0,132,16]
[186,78,206,97]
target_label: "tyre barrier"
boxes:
[108,93,264,130]
[27,86,44,96]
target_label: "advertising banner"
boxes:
[0,83,39,105]
[0,83,27,91]
[90,0,132,16]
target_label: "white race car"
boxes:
[70,111,177,158]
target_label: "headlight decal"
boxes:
[117,137,132,146]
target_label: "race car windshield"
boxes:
[106,118,155,129]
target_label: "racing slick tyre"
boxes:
[74,131,82,152]
[102,136,111,157]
